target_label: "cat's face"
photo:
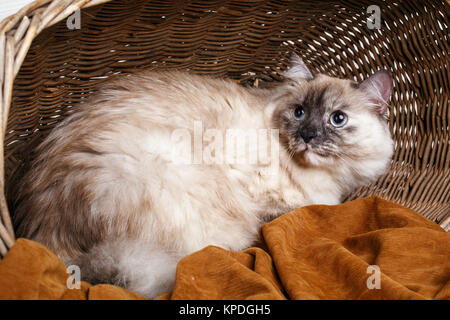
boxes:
[272,54,394,171]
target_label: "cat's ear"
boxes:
[359,70,393,114]
[284,53,314,80]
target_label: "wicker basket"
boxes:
[0,0,448,258]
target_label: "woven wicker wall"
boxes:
[0,0,448,257]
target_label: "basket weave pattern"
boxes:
[0,0,448,258]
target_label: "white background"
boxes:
[0,0,36,22]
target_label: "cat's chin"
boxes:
[298,147,334,167]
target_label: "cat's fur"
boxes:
[14,54,394,298]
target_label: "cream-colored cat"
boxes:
[14,54,394,298]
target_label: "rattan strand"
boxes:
[0,0,448,258]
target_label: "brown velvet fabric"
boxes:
[0,197,449,300]
[0,237,144,300]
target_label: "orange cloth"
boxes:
[0,237,144,300]
[0,197,449,300]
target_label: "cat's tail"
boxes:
[68,238,182,299]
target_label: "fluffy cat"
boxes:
[13,54,394,298]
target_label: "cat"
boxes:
[13,53,394,298]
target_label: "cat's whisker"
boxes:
[333,153,364,178]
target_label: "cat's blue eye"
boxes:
[294,106,305,121]
[330,111,348,127]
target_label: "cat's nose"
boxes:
[300,131,317,143]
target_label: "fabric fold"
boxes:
[0,197,448,300]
